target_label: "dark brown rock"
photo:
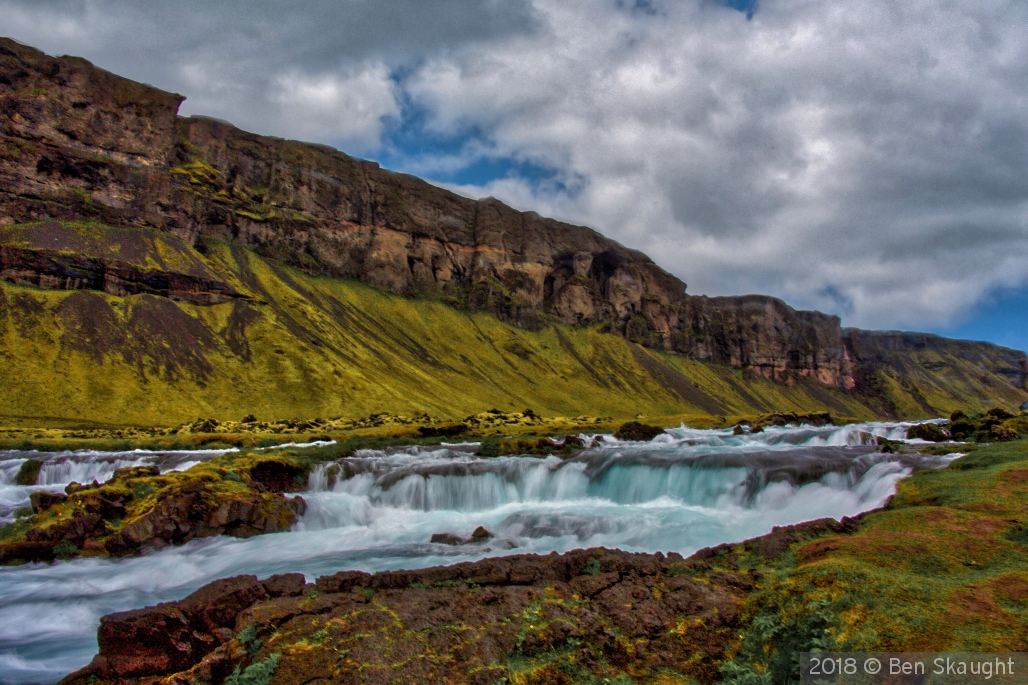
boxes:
[29,490,67,513]
[65,550,748,685]
[614,421,664,441]
[430,532,466,546]
[261,573,306,598]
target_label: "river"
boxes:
[0,421,953,684]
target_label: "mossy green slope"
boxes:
[0,221,1023,426]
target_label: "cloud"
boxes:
[3,0,1028,331]
[401,0,1028,329]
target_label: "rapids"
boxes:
[0,421,955,684]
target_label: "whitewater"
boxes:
[0,421,954,684]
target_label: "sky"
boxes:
[2,0,1027,352]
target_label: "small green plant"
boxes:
[237,623,261,658]
[52,540,78,560]
[583,558,602,576]
[1004,524,1028,546]
[222,653,280,685]
[131,482,155,499]
[223,470,243,482]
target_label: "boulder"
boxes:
[30,490,68,513]
[14,458,43,486]
[614,421,664,441]
[906,423,949,442]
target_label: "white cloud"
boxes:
[401,0,1028,329]
[3,0,1028,331]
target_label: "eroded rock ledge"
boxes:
[59,517,866,685]
[0,457,308,564]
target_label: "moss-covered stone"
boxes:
[0,453,309,564]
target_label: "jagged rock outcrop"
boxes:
[59,515,872,685]
[0,458,308,564]
[0,37,861,388]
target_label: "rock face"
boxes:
[0,37,891,389]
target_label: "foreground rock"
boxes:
[0,457,308,564]
[59,516,869,685]
[61,549,745,685]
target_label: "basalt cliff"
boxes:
[0,37,1025,424]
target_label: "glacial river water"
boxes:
[0,422,954,684]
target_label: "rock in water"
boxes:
[614,421,664,441]
[470,526,494,542]
[906,423,950,442]
[431,527,494,546]
[29,490,68,513]
[14,458,43,486]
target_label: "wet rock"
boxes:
[30,490,67,513]
[470,525,494,542]
[614,421,664,441]
[14,458,43,486]
[4,456,307,564]
[561,434,587,448]
[245,458,307,492]
[76,576,268,680]
[432,527,494,546]
[111,465,160,479]
[906,423,950,442]
[0,540,55,564]
[65,549,748,685]
[431,532,469,546]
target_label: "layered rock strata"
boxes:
[0,37,872,389]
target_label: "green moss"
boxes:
[14,458,43,486]
[52,540,78,560]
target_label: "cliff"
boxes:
[0,37,1025,423]
[0,37,852,386]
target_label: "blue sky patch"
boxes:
[929,285,1028,354]
[723,0,757,19]
[364,93,573,192]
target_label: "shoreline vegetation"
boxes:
[50,435,1028,685]
[0,409,847,454]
